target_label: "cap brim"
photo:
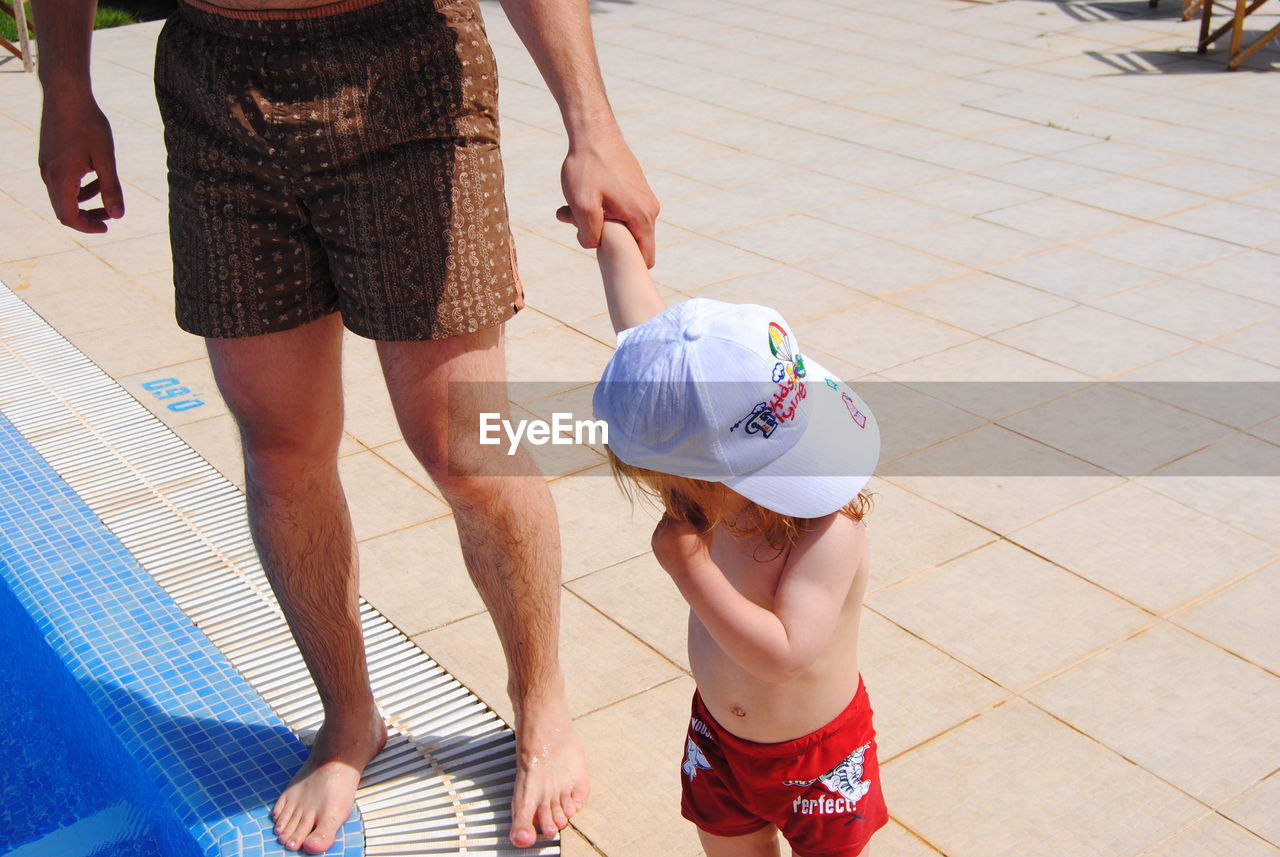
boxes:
[725,358,879,518]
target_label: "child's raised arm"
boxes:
[559,205,665,332]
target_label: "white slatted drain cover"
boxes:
[0,284,557,857]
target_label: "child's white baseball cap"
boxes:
[593,298,879,518]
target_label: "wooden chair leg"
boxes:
[1198,0,1215,51]
[0,0,34,72]
[12,0,32,72]
[1229,0,1247,55]
[1200,0,1268,51]
[1228,19,1280,68]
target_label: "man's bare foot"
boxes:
[273,712,388,854]
[509,692,590,848]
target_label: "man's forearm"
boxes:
[498,0,618,142]
[31,0,98,97]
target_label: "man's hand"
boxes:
[497,0,660,267]
[651,514,714,579]
[561,130,659,267]
[39,94,124,233]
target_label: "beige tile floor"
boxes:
[2,1,1280,855]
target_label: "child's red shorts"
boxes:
[680,677,888,857]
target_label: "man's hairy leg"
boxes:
[380,325,587,847]
[208,314,386,855]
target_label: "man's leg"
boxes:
[378,324,588,848]
[206,313,387,855]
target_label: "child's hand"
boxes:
[651,515,713,578]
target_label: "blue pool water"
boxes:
[0,577,201,857]
[0,409,362,856]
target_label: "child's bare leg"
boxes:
[697,825,782,857]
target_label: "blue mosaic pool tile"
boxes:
[0,411,364,857]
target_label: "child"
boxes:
[572,209,887,857]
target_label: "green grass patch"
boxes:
[2,4,141,43]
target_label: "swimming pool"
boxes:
[0,410,357,856]
[0,573,201,857]
[0,281,553,856]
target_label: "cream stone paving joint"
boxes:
[2,0,1280,855]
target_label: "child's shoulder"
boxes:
[793,511,868,561]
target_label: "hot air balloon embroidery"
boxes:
[768,321,806,380]
[783,743,872,806]
[683,738,713,780]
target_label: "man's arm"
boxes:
[31,0,125,233]
[499,0,659,266]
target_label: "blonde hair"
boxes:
[607,448,872,556]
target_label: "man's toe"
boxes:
[509,823,537,848]
[302,812,344,854]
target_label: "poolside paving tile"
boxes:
[978,195,1135,243]
[979,155,1115,194]
[868,540,1149,690]
[358,518,486,637]
[895,218,1053,269]
[1139,160,1274,198]
[860,479,995,592]
[1160,200,1280,249]
[1010,481,1276,613]
[883,699,1204,857]
[567,553,690,672]
[418,591,682,724]
[72,321,206,384]
[118,358,230,428]
[988,245,1161,302]
[888,272,1071,335]
[797,301,976,374]
[1060,175,1211,220]
[1000,382,1233,475]
[993,305,1193,378]
[1093,277,1276,342]
[337,451,450,540]
[796,242,967,298]
[898,173,1043,215]
[887,427,1122,533]
[859,611,1008,761]
[1147,814,1280,857]
[570,677,703,857]
[692,267,867,322]
[1082,223,1242,275]
[1174,562,1280,675]
[1214,317,1280,368]
[810,195,960,239]
[713,215,875,265]
[1223,772,1280,848]
[551,465,661,581]
[1026,624,1280,806]
[172,414,244,490]
[1123,348,1280,431]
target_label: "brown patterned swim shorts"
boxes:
[155,0,523,341]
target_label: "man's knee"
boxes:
[409,429,534,507]
[240,427,342,492]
